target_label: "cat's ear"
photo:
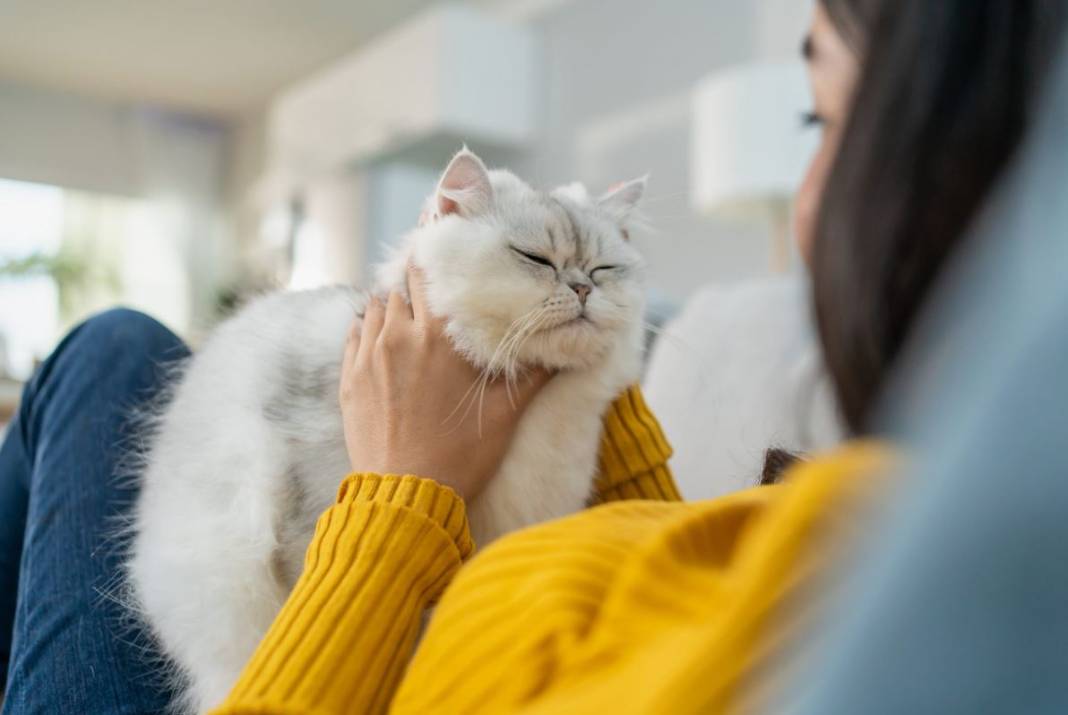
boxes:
[597,176,647,222]
[436,148,494,219]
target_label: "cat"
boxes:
[126,148,648,713]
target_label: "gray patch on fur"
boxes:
[263,353,339,425]
[546,195,584,264]
[271,464,310,589]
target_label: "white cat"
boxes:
[127,148,647,713]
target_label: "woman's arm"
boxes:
[590,385,683,504]
[212,474,471,715]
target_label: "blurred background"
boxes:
[0,0,816,425]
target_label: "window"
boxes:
[0,177,189,380]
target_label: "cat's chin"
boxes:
[514,322,620,372]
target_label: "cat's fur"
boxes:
[127,149,647,713]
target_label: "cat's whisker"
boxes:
[638,320,713,394]
[641,320,692,344]
[444,304,546,433]
[503,308,557,410]
[449,363,497,438]
[504,310,551,387]
[498,312,540,369]
[486,306,543,373]
[637,190,693,204]
[641,320,706,366]
[483,306,549,423]
[501,318,543,408]
[474,303,551,417]
[637,211,701,221]
[503,307,552,377]
[492,307,547,373]
[445,373,490,431]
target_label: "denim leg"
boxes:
[0,405,30,691]
[0,308,190,714]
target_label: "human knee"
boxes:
[73,308,188,368]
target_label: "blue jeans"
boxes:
[0,309,188,714]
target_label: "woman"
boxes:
[1,1,1062,713]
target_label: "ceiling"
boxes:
[0,0,438,119]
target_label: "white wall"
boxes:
[229,0,815,308]
[298,171,369,287]
[503,0,811,305]
[366,162,440,278]
[225,0,807,307]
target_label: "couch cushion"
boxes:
[643,276,842,500]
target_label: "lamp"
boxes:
[691,61,818,271]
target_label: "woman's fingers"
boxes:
[406,263,449,336]
[359,296,385,361]
[406,263,431,324]
[343,318,360,366]
[340,281,555,500]
[383,290,411,333]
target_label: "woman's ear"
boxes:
[597,176,647,222]
[436,147,494,219]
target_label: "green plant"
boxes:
[0,251,82,284]
[0,247,119,319]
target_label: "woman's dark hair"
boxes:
[819,0,881,51]
[762,0,1065,482]
[813,0,1067,434]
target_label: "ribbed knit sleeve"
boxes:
[211,474,472,715]
[591,385,682,504]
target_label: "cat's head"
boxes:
[393,148,647,374]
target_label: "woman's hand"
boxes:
[339,266,552,501]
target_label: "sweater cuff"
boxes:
[336,473,474,560]
[594,386,682,502]
[595,463,681,503]
[214,475,473,715]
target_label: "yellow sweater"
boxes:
[213,387,885,715]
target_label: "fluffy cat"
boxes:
[127,148,647,713]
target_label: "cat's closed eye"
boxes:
[511,246,556,270]
[590,265,620,282]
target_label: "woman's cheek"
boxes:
[794,136,837,266]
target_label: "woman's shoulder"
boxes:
[427,488,781,640]
[459,441,890,588]
[395,443,893,713]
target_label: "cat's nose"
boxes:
[569,282,592,305]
